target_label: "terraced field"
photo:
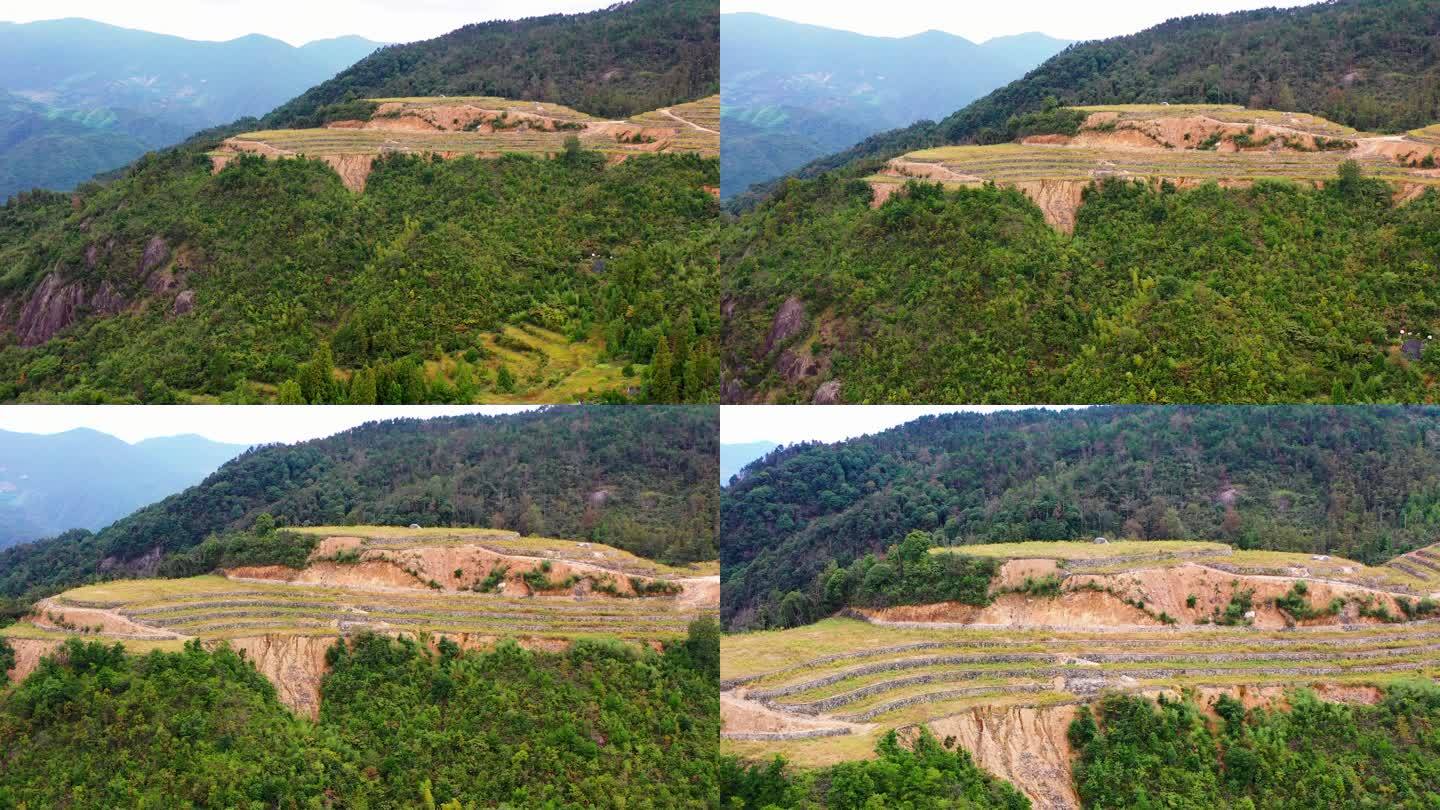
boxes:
[724,539,1440,807]
[868,104,1440,231]
[418,324,635,404]
[209,93,720,192]
[4,526,718,715]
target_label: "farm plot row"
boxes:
[897,145,1431,184]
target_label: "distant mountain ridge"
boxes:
[720,13,1069,197]
[720,441,779,485]
[0,428,247,549]
[0,18,383,198]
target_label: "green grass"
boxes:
[933,539,1229,561]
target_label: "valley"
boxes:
[722,539,1440,808]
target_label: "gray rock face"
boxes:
[812,379,841,405]
[12,272,127,346]
[173,289,196,316]
[139,236,170,275]
[763,296,806,355]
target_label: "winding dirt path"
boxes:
[660,108,718,134]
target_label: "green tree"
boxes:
[649,339,676,403]
[277,380,305,405]
[348,367,378,405]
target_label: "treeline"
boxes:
[722,406,1440,628]
[0,146,718,405]
[723,168,1440,405]
[1072,682,1440,808]
[729,0,1440,209]
[768,531,996,629]
[0,407,719,604]
[0,620,719,807]
[720,728,1029,809]
[266,0,719,126]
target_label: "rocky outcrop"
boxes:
[812,379,842,405]
[763,296,806,356]
[11,272,128,346]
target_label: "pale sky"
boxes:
[722,0,1317,43]
[721,405,1087,445]
[2,0,615,46]
[0,406,537,445]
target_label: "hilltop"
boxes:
[869,104,1440,231]
[0,523,720,805]
[721,406,1440,629]
[265,0,719,127]
[3,525,718,715]
[213,94,719,192]
[0,406,719,608]
[722,537,1440,808]
[730,0,1440,208]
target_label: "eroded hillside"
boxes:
[722,539,1440,809]
[212,95,720,192]
[870,105,1440,231]
[4,526,719,717]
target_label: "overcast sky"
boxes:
[721,405,1087,445]
[722,0,1317,43]
[0,406,537,445]
[1,0,614,46]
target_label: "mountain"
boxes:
[730,0,1440,208]
[721,405,1440,628]
[0,406,719,603]
[719,440,779,485]
[721,0,1440,405]
[0,18,382,199]
[0,428,246,549]
[719,13,1068,197]
[0,0,720,406]
[265,0,719,127]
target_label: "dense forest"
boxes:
[728,0,1440,209]
[1072,682,1440,808]
[0,621,719,807]
[720,728,1029,809]
[722,406,1440,628]
[0,145,718,404]
[0,407,719,605]
[266,0,719,127]
[723,170,1440,404]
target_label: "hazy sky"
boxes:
[721,406,1086,445]
[721,0,1317,43]
[0,406,537,445]
[1,0,613,46]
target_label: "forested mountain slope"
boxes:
[0,429,245,549]
[266,0,719,127]
[0,19,380,199]
[729,0,1440,209]
[0,0,720,405]
[0,630,719,806]
[721,406,1440,627]
[0,406,719,606]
